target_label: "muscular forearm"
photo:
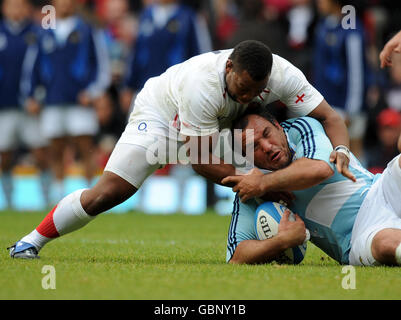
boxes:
[230,236,288,264]
[309,100,350,148]
[322,112,350,149]
[189,134,245,185]
[261,158,334,192]
[192,160,237,186]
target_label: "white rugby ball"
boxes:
[255,202,308,264]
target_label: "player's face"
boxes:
[241,115,292,171]
[225,60,268,105]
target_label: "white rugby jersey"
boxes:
[129,49,324,138]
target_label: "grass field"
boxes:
[1,210,401,300]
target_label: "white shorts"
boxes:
[41,105,99,139]
[0,109,48,151]
[349,155,401,266]
[104,119,185,188]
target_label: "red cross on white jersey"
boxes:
[295,94,305,104]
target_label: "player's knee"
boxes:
[372,232,401,264]
[83,179,136,216]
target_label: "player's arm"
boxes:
[278,59,355,182]
[230,210,306,264]
[307,100,355,182]
[179,73,244,185]
[223,158,334,202]
[185,134,238,186]
[192,162,237,186]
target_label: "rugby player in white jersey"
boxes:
[9,40,354,259]
[222,109,401,266]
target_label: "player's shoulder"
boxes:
[281,117,323,134]
[180,50,228,96]
[268,54,305,91]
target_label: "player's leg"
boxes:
[9,141,162,258]
[381,154,401,218]
[371,228,401,265]
[369,155,401,265]
[81,171,137,216]
[349,154,401,266]
[9,170,136,258]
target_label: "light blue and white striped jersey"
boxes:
[281,117,380,263]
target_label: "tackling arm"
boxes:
[260,158,334,193]
[308,100,356,182]
[186,134,239,186]
[223,158,334,202]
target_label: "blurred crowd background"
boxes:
[1,0,401,212]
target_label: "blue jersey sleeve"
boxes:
[282,117,335,169]
[226,195,259,263]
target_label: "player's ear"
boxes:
[273,120,281,130]
[226,59,234,71]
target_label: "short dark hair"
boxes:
[229,40,273,81]
[232,103,278,132]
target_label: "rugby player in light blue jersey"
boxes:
[222,109,401,266]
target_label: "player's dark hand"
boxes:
[329,150,356,182]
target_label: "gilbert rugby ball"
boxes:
[255,202,308,264]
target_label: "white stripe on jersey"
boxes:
[305,178,371,227]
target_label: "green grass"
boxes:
[1,210,401,300]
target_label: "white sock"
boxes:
[54,189,95,236]
[20,229,51,250]
[20,189,95,250]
